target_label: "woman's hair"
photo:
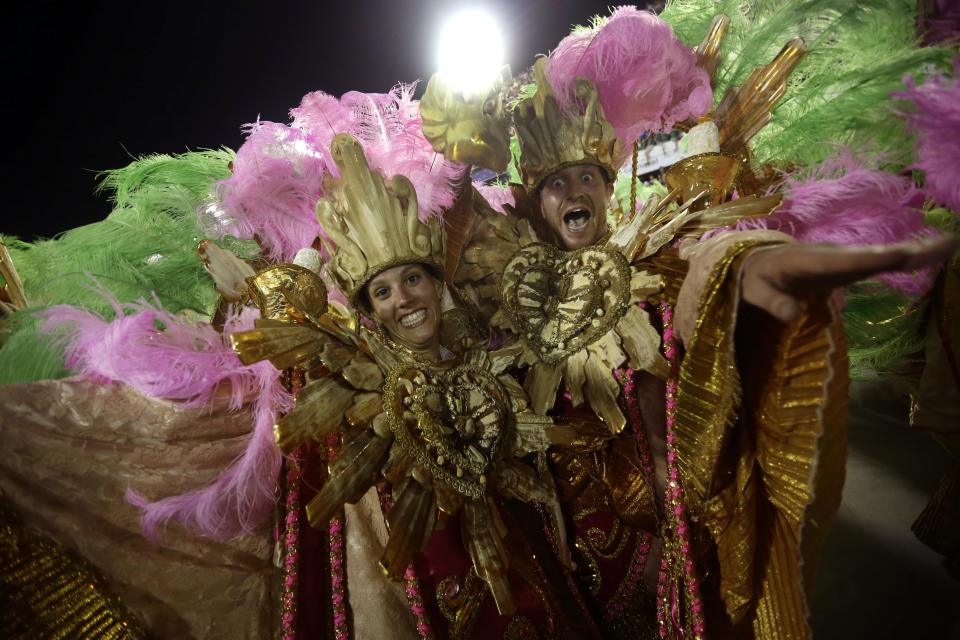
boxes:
[357,261,443,318]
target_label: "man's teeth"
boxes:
[399,309,427,328]
[564,209,590,230]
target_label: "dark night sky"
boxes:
[4,0,641,241]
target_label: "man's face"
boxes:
[538,164,615,250]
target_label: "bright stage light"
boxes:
[436,9,504,95]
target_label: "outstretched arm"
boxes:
[741,235,957,322]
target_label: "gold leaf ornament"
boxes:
[420,71,512,174]
[245,263,328,326]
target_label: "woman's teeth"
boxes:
[399,309,427,328]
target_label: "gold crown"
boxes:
[316,133,445,307]
[513,58,622,192]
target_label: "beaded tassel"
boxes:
[279,369,306,640]
[656,302,705,640]
[327,431,349,639]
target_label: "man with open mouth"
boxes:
[537,163,614,251]
[440,16,957,638]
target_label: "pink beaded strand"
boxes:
[603,531,654,623]
[279,369,306,640]
[279,451,302,640]
[616,367,657,486]
[326,432,349,639]
[656,302,705,640]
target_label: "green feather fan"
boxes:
[660,0,953,168]
[0,148,254,383]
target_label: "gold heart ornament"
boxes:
[501,243,632,364]
[501,243,668,433]
[382,361,512,500]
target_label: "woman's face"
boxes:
[366,263,443,357]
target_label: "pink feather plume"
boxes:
[210,85,466,262]
[291,83,468,222]
[894,60,960,214]
[728,149,940,296]
[41,293,293,540]
[545,6,713,165]
[209,121,327,262]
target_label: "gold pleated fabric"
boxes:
[675,241,849,639]
[1,492,145,639]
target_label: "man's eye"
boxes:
[582,173,593,183]
[551,179,564,189]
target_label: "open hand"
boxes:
[741,235,957,322]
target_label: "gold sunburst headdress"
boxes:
[513,58,622,193]
[316,133,446,309]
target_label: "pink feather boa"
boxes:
[41,293,293,540]
[545,6,713,165]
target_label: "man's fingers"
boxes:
[741,272,801,323]
[777,234,956,291]
[740,235,956,321]
[898,235,958,271]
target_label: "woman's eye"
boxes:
[406,273,421,285]
[374,287,389,298]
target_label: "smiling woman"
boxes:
[365,263,444,359]
[224,131,598,638]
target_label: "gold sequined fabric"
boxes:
[675,241,849,639]
[0,378,278,639]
